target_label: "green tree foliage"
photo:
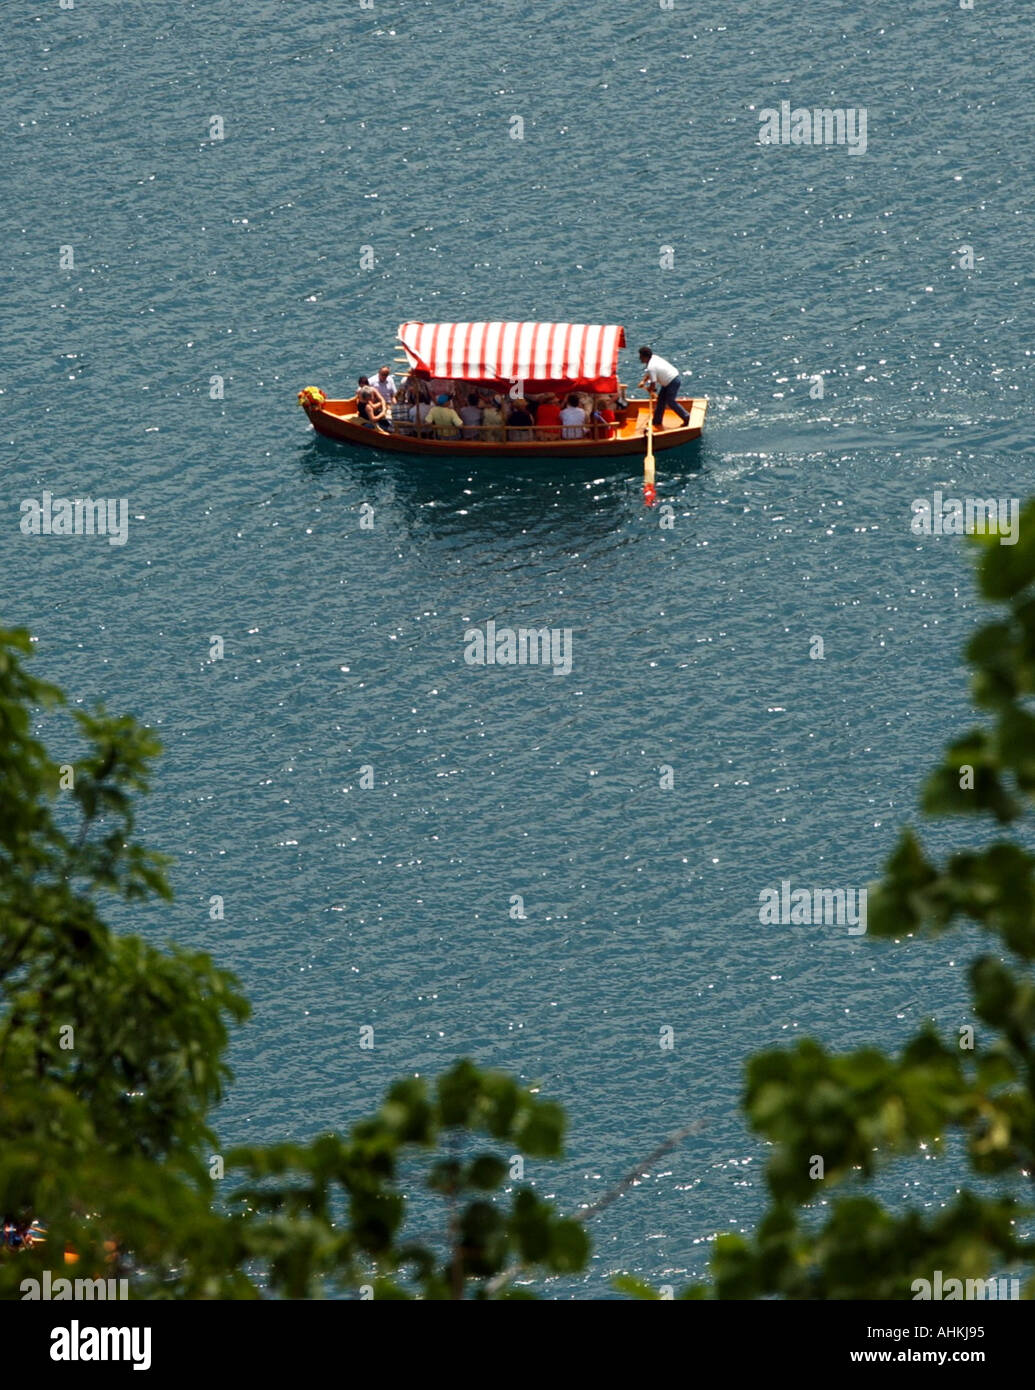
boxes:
[228,1059,588,1298]
[693,512,1035,1299]
[0,628,586,1298]
[0,627,253,1296]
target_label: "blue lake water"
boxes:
[4,0,1033,1294]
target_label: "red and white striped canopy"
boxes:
[397,321,627,393]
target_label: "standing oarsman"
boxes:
[637,345,691,430]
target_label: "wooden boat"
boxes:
[301,393,706,457]
[299,320,706,458]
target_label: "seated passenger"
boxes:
[592,395,617,439]
[426,394,463,439]
[506,397,533,440]
[536,394,562,440]
[560,393,587,439]
[481,397,505,441]
[409,396,433,432]
[459,394,483,439]
[357,388,390,432]
[371,366,397,404]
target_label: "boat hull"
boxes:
[302,397,706,457]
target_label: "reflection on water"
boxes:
[298,432,706,543]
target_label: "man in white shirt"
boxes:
[638,345,691,429]
[560,393,587,439]
[371,366,397,404]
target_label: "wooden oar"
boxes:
[644,390,656,504]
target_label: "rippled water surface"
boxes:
[4,0,1033,1293]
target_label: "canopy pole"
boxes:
[399,340,419,438]
[644,390,656,505]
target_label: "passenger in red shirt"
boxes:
[535,394,563,440]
